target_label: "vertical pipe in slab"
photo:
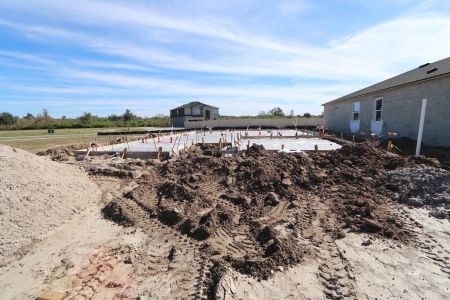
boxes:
[415,98,427,157]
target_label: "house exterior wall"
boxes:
[171,117,185,127]
[171,103,220,127]
[184,117,323,129]
[324,76,450,146]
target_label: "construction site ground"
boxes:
[0,141,449,299]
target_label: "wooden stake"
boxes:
[122,148,128,159]
[157,146,162,160]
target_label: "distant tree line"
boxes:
[0,107,324,130]
[0,109,170,130]
[221,107,323,119]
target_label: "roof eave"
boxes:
[322,72,450,106]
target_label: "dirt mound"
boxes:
[102,143,432,282]
[37,144,83,161]
[0,145,101,263]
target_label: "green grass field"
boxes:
[0,127,150,152]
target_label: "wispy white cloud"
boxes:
[0,0,449,116]
[0,0,312,54]
[3,9,449,83]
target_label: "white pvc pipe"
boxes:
[415,98,427,157]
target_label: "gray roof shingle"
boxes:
[323,56,450,105]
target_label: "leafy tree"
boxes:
[303,112,312,118]
[61,115,66,120]
[268,107,285,117]
[78,112,94,123]
[123,109,137,122]
[23,113,35,120]
[257,111,266,117]
[289,109,295,118]
[107,114,121,121]
[42,109,50,120]
[0,112,15,125]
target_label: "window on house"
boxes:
[375,98,383,121]
[352,101,360,121]
[192,106,201,116]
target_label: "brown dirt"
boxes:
[91,142,449,298]
[25,141,450,299]
[37,144,84,161]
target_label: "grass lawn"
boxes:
[0,127,149,152]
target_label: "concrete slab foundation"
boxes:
[74,130,342,159]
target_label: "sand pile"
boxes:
[0,145,101,263]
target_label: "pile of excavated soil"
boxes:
[101,142,443,284]
[37,144,83,161]
[0,145,101,263]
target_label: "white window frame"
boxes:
[374,97,383,121]
[352,101,360,121]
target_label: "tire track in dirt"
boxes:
[299,205,319,241]
[209,226,259,259]
[256,201,290,224]
[211,189,261,260]
[317,240,357,300]
[313,200,357,300]
[113,194,208,298]
[396,211,450,278]
[191,255,214,300]
[301,199,317,232]
[417,239,450,277]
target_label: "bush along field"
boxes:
[0,109,171,131]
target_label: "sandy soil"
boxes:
[2,203,448,299]
[0,206,146,299]
[0,145,100,264]
[215,209,450,300]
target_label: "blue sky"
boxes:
[0,0,449,117]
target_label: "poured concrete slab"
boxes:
[240,138,341,151]
[76,130,341,158]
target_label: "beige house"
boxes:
[322,57,450,146]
